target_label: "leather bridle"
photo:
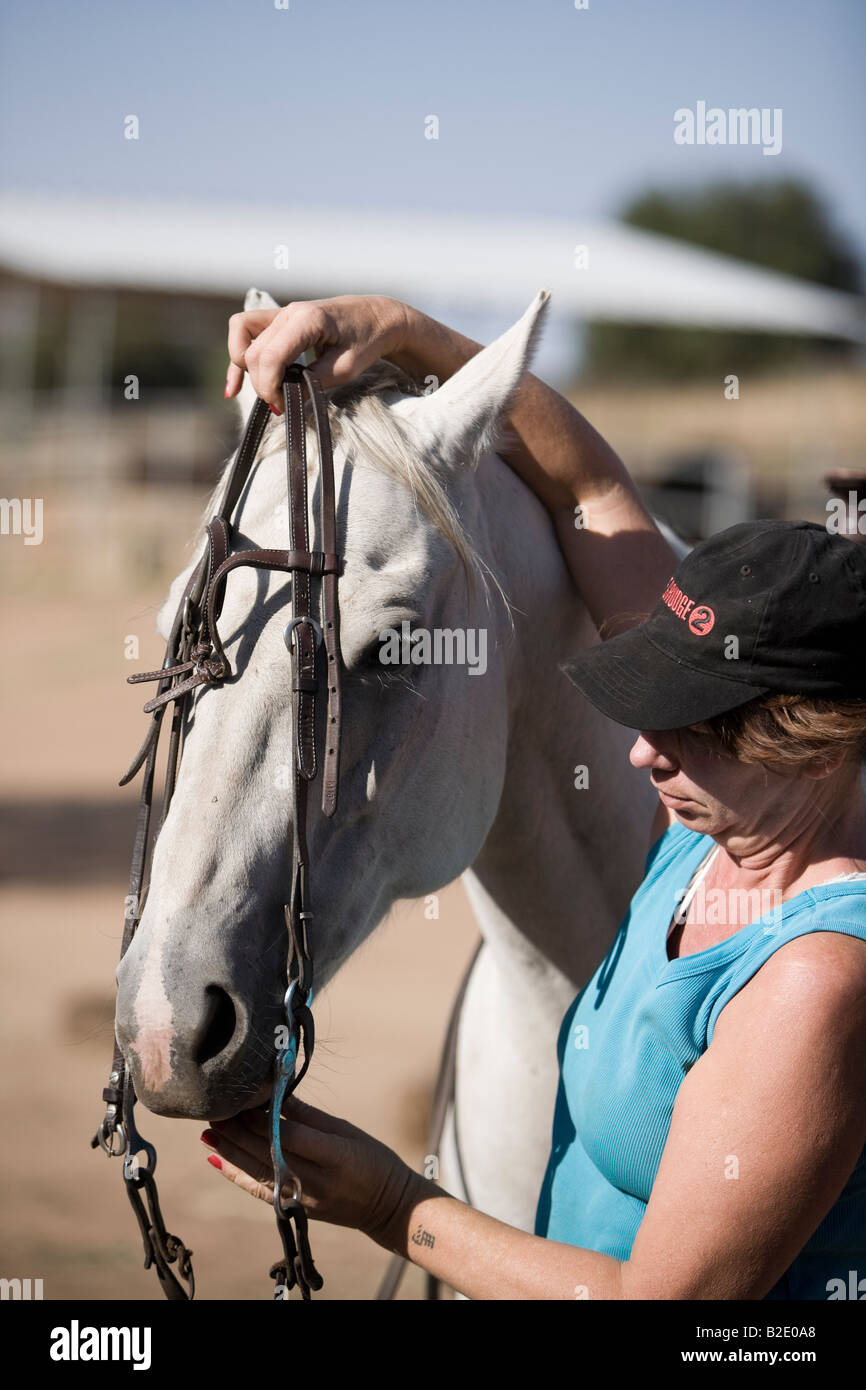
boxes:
[93,365,342,1301]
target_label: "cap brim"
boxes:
[560,626,771,731]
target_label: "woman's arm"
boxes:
[226,295,675,637]
[392,305,676,637]
[203,932,866,1299]
[382,932,866,1299]
[623,930,866,1298]
[201,1100,625,1300]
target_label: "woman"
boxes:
[201,295,866,1300]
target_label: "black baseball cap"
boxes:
[560,520,866,731]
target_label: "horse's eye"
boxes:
[350,629,419,681]
[358,637,407,671]
[358,640,387,670]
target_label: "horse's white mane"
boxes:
[180,287,553,631]
[324,361,483,580]
[197,355,524,622]
[195,360,484,574]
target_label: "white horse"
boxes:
[114,288,658,1240]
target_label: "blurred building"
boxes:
[1,191,864,531]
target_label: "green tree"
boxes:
[585,180,862,380]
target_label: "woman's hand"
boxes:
[225,295,411,412]
[200,1095,425,1250]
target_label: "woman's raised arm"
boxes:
[226,295,676,636]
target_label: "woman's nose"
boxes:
[629,731,678,771]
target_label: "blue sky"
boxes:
[1,0,863,263]
[1,0,866,255]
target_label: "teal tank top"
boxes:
[534,821,866,1300]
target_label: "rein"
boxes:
[93,366,342,1301]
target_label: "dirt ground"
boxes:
[0,514,479,1301]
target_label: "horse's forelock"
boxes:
[189,359,508,618]
[329,367,514,614]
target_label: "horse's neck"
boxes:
[461,453,656,989]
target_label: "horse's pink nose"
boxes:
[115,962,276,1119]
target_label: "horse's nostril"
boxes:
[194,985,237,1066]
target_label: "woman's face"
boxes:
[628,726,821,852]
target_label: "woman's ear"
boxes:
[801,748,851,781]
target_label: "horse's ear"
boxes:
[389,290,550,470]
[236,288,281,419]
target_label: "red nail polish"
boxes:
[200,1129,217,1146]
[268,404,281,416]
[207,1154,222,1170]
[224,384,231,399]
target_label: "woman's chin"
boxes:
[671,804,704,826]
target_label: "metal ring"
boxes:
[276,1168,303,1210]
[97,1116,126,1157]
[123,1145,156,1182]
[284,616,323,654]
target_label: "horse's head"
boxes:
[114,290,548,1119]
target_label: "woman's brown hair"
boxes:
[688,694,866,775]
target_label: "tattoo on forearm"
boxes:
[410,1224,435,1250]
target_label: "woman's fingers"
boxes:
[205,1118,269,1169]
[201,1127,271,1185]
[308,343,365,390]
[210,1107,346,1166]
[279,1094,358,1136]
[204,1147,319,1209]
[220,1094,354,1139]
[244,304,332,407]
[226,308,279,360]
[226,308,279,375]
[202,1098,417,1236]
[225,296,405,408]
[224,361,244,399]
[226,306,284,406]
[202,1126,324,1208]
[209,1155,274,1205]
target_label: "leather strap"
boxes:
[97,368,343,1303]
[285,375,317,781]
[303,371,342,818]
[207,546,341,678]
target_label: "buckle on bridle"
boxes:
[284,616,324,653]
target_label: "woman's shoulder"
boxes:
[712,925,866,1050]
[708,883,866,1043]
[784,873,866,935]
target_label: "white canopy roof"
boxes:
[1,191,863,340]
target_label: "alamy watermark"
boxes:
[674,102,782,157]
[826,491,866,537]
[673,882,783,929]
[49,1321,151,1370]
[378,620,487,676]
[0,497,43,545]
[826,1270,866,1299]
[1,1276,43,1299]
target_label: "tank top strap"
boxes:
[705,879,866,1043]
